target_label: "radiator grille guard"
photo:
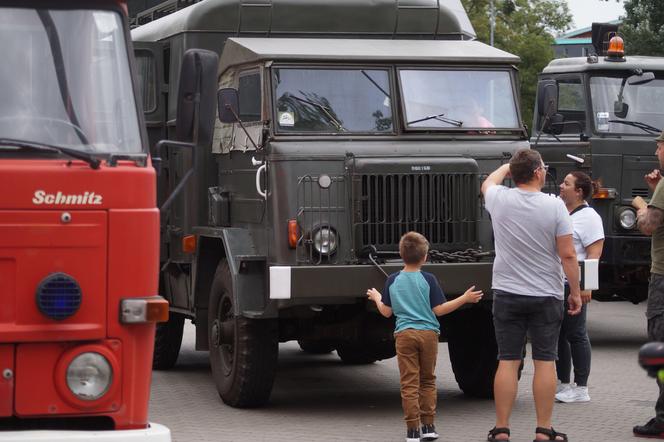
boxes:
[354,172,480,252]
[296,174,347,265]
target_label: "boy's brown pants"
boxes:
[394,329,439,429]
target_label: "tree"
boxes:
[622,0,664,56]
[461,0,572,132]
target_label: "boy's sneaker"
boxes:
[421,424,439,440]
[634,418,664,438]
[556,385,590,403]
[406,428,420,442]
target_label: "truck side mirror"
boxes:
[537,80,558,118]
[175,49,219,146]
[218,88,240,124]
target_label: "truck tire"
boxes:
[298,340,335,354]
[445,305,498,399]
[152,312,185,370]
[208,259,278,408]
[336,342,378,364]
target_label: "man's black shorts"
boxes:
[492,290,564,361]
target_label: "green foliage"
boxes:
[622,0,664,56]
[461,0,571,133]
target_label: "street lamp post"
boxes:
[490,0,495,46]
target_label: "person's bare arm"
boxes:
[481,163,510,196]
[431,286,483,316]
[581,239,604,303]
[366,288,393,318]
[637,206,664,236]
[557,234,581,314]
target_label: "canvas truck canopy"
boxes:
[219,37,521,73]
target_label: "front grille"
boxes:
[633,187,649,197]
[355,173,479,251]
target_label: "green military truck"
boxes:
[532,23,664,303]
[131,0,529,407]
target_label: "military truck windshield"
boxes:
[0,8,142,154]
[400,69,519,130]
[590,74,664,135]
[273,68,393,133]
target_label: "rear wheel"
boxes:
[445,305,498,399]
[152,312,185,370]
[208,259,278,408]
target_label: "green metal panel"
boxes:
[131,0,476,42]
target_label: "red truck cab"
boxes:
[0,2,169,440]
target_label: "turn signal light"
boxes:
[288,219,299,249]
[592,187,617,199]
[182,234,197,254]
[120,297,169,323]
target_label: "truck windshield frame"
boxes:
[271,65,395,135]
[0,7,143,155]
[589,72,664,136]
[398,67,520,131]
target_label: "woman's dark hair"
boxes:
[569,171,598,200]
[509,149,542,185]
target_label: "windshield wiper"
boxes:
[37,10,90,146]
[608,119,661,134]
[284,92,346,132]
[408,112,463,127]
[0,138,100,169]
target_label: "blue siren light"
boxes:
[36,273,82,320]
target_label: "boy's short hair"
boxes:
[399,231,429,265]
[509,148,542,185]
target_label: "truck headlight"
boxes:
[66,352,112,401]
[618,208,637,230]
[312,227,338,255]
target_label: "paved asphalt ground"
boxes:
[149,301,653,442]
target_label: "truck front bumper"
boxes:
[269,262,493,300]
[602,235,650,267]
[0,423,170,442]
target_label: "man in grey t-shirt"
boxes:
[482,149,582,442]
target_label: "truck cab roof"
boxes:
[219,37,520,73]
[542,55,664,75]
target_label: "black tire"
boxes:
[152,312,185,370]
[208,259,278,408]
[336,342,378,364]
[445,305,498,399]
[298,340,335,354]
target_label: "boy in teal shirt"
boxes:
[367,231,483,442]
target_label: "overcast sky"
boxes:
[565,0,626,31]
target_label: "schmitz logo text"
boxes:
[32,190,103,205]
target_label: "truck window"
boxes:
[590,74,664,135]
[238,72,261,122]
[553,79,586,134]
[135,51,157,113]
[0,8,142,153]
[272,68,393,134]
[399,69,519,130]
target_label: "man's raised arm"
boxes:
[481,163,510,196]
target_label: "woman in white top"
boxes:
[555,171,604,403]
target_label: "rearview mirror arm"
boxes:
[225,104,261,151]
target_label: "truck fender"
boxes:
[192,227,270,350]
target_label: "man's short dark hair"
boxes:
[399,231,429,265]
[509,149,542,185]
